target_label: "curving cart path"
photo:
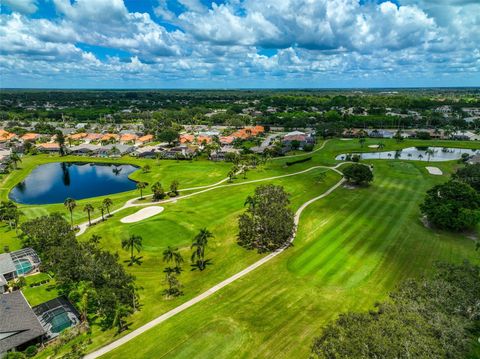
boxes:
[76,160,344,236]
[83,167,346,359]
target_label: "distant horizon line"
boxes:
[1,86,479,91]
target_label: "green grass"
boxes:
[22,273,59,307]
[1,139,479,358]
[102,160,478,359]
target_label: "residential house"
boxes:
[100,134,120,144]
[196,135,212,145]
[0,291,46,353]
[179,134,195,144]
[283,131,315,148]
[68,133,88,142]
[367,129,394,138]
[163,145,197,159]
[97,144,134,157]
[20,133,41,142]
[68,144,100,156]
[84,133,103,143]
[451,131,480,141]
[120,133,138,144]
[136,134,154,145]
[0,130,16,143]
[219,136,235,145]
[36,143,60,152]
[132,145,161,158]
[210,147,240,161]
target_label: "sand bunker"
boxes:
[368,145,379,148]
[425,166,443,175]
[121,206,164,223]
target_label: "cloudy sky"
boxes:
[0,0,479,88]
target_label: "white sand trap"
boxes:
[426,166,443,175]
[121,206,164,223]
[340,138,353,141]
[368,145,379,149]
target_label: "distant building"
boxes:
[136,134,154,145]
[97,144,134,157]
[20,133,41,142]
[36,143,60,152]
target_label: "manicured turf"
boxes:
[2,139,479,358]
[102,160,478,359]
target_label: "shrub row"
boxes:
[285,157,312,166]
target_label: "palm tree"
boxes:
[83,203,94,226]
[169,180,179,195]
[191,228,214,271]
[9,152,21,169]
[359,137,366,148]
[137,182,147,199]
[122,234,143,266]
[98,205,106,221]
[163,246,184,273]
[425,148,436,162]
[103,198,113,217]
[112,304,132,334]
[64,197,76,228]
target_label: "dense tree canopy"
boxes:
[237,185,295,253]
[20,214,137,328]
[453,164,480,192]
[342,164,373,185]
[420,180,480,231]
[311,261,480,359]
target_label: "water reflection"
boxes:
[336,147,478,162]
[9,162,138,205]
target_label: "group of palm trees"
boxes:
[0,200,22,233]
[117,227,213,298]
[64,196,114,228]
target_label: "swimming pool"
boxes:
[47,308,75,334]
[15,258,33,276]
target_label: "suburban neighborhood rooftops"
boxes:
[21,133,41,141]
[137,134,153,143]
[0,291,46,353]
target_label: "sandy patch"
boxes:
[121,206,164,223]
[340,138,353,141]
[425,166,443,175]
[368,145,379,149]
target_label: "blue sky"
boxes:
[0,0,479,88]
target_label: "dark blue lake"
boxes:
[9,162,138,205]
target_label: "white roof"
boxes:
[285,131,306,136]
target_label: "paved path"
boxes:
[83,175,346,359]
[76,160,344,236]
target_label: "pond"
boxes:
[9,162,138,205]
[335,147,479,162]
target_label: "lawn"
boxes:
[22,273,59,307]
[1,139,479,358]
[101,160,478,359]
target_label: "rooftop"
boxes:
[0,291,46,353]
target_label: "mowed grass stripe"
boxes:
[330,179,419,287]
[356,179,425,289]
[289,177,393,278]
[311,179,402,284]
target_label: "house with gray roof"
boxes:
[0,291,46,354]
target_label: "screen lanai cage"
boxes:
[10,247,41,276]
[33,297,81,340]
